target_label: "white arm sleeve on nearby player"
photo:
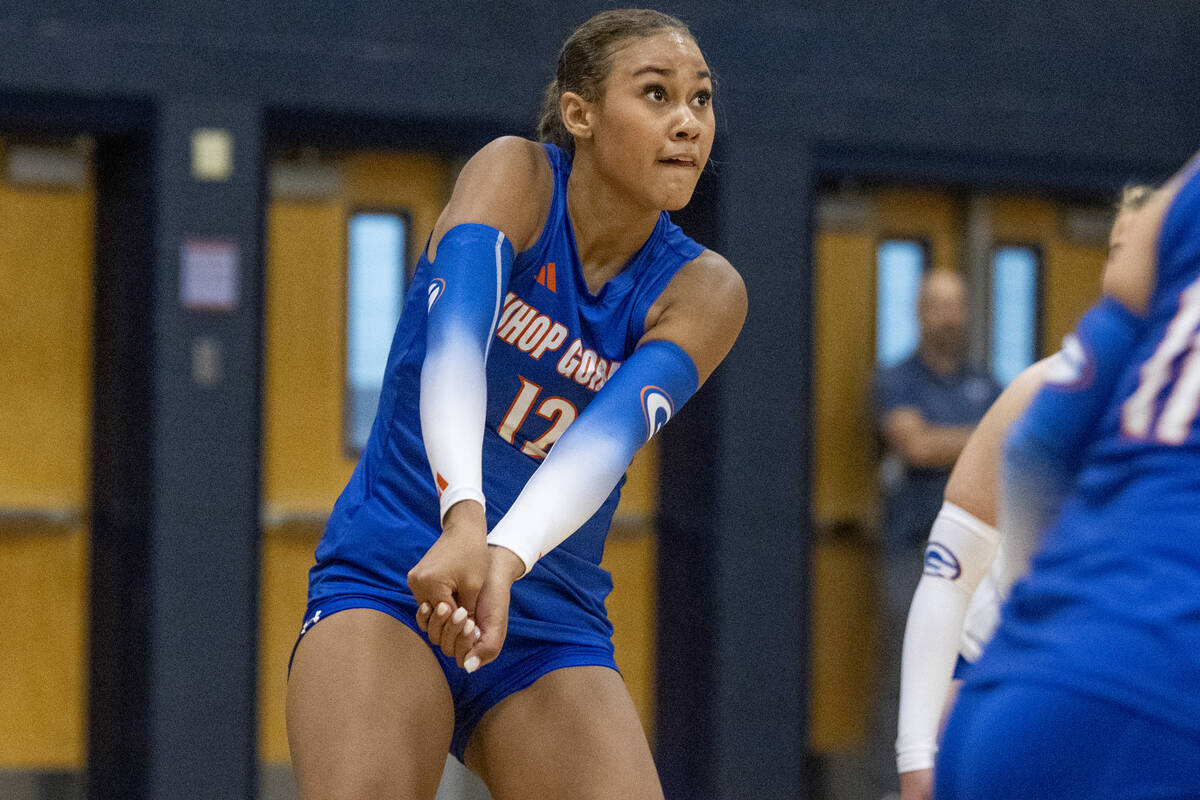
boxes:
[896,502,1000,774]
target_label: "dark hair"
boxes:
[536,9,695,152]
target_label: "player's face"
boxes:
[1101,200,1161,314]
[590,31,715,211]
[1108,208,1132,258]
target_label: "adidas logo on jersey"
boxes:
[535,262,557,292]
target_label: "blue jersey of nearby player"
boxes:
[969,159,1200,737]
[310,142,704,643]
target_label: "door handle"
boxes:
[0,505,83,532]
[259,504,329,530]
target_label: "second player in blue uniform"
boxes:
[936,150,1200,799]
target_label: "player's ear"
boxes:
[560,92,595,141]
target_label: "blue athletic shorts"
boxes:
[936,679,1200,799]
[290,589,618,762]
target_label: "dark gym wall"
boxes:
[1,3,1197,799]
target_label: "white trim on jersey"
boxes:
[484,229,505,363]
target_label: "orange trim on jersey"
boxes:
[436,473,448,495]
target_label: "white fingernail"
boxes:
[418,603,430,616]
[435,602,449,616]
[451,606,468,624]
[474,628,482,640]
[463,618,475,635]
[464,656,480,673]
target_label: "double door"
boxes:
[809,185,1114,751]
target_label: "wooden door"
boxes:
[0,139,93,771]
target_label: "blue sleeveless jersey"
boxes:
[968,159,1200,737]
[309,142,705,644]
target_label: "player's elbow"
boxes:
[1001,415,1067,490]
[1001,419,1038,476]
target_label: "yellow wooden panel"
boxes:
[258,526,323,763]
[809,535,878,752]
[813,230,878,526]
[616,439,658,520]
[0,181,93,505]
[605,443,658,736]
[343,152,451,265]
[601,527,657,740]
[262,200,354,512]
[1043,235,1108,351]
[874,189,963,275]
[261,151,456,515]
[990,195,1108,354]
[0,529,89,767]
[0,155,93,768]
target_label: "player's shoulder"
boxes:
[437,137,554,253]
[463,136,552,188]
[682,249,743,293]
[666,249,747,325]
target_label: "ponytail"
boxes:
[536,78,573,151]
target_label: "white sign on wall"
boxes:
[180,239,239,311]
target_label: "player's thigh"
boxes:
[465,665,663,800]
[286,608,454,800]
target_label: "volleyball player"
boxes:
[895,186,1156,800]
[285,9,745,800]
[934,151,1200,798]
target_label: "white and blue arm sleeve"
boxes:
[896,502,999,773]
[487,339,699,576]
[420,223,514,523]
[1001,296,1144,560]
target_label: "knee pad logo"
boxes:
[641,386,674,440]
[924,542,962,580]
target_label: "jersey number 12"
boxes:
[497,376,578,458]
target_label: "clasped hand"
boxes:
[406,500,525,673]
